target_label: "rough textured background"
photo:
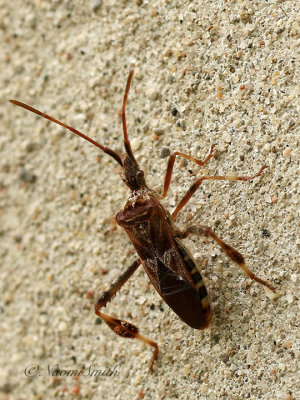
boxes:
[0,1,298,399]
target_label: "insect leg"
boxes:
[161,144,215,198]
[171,165,267,220]
[94,259,158,370]
[185,225,275,292]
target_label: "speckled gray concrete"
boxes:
[0,1,298,399]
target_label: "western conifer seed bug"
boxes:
[10,70,275,370]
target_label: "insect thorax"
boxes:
[116,188,159,227]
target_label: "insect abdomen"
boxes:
[176,241,211,324]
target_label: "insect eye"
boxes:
[136,170,145,188]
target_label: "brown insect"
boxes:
[10,71,275,370]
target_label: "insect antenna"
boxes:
[121,70,137,163]
[8,100,123,166]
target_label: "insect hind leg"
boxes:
[94,310,158,370]
[185,225,275,292]
[94,259,158,370]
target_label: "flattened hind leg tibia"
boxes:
[186,225,275,292]
[94,310,158,370]
[94,259,158,370]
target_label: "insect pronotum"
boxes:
[10,70,275,370]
